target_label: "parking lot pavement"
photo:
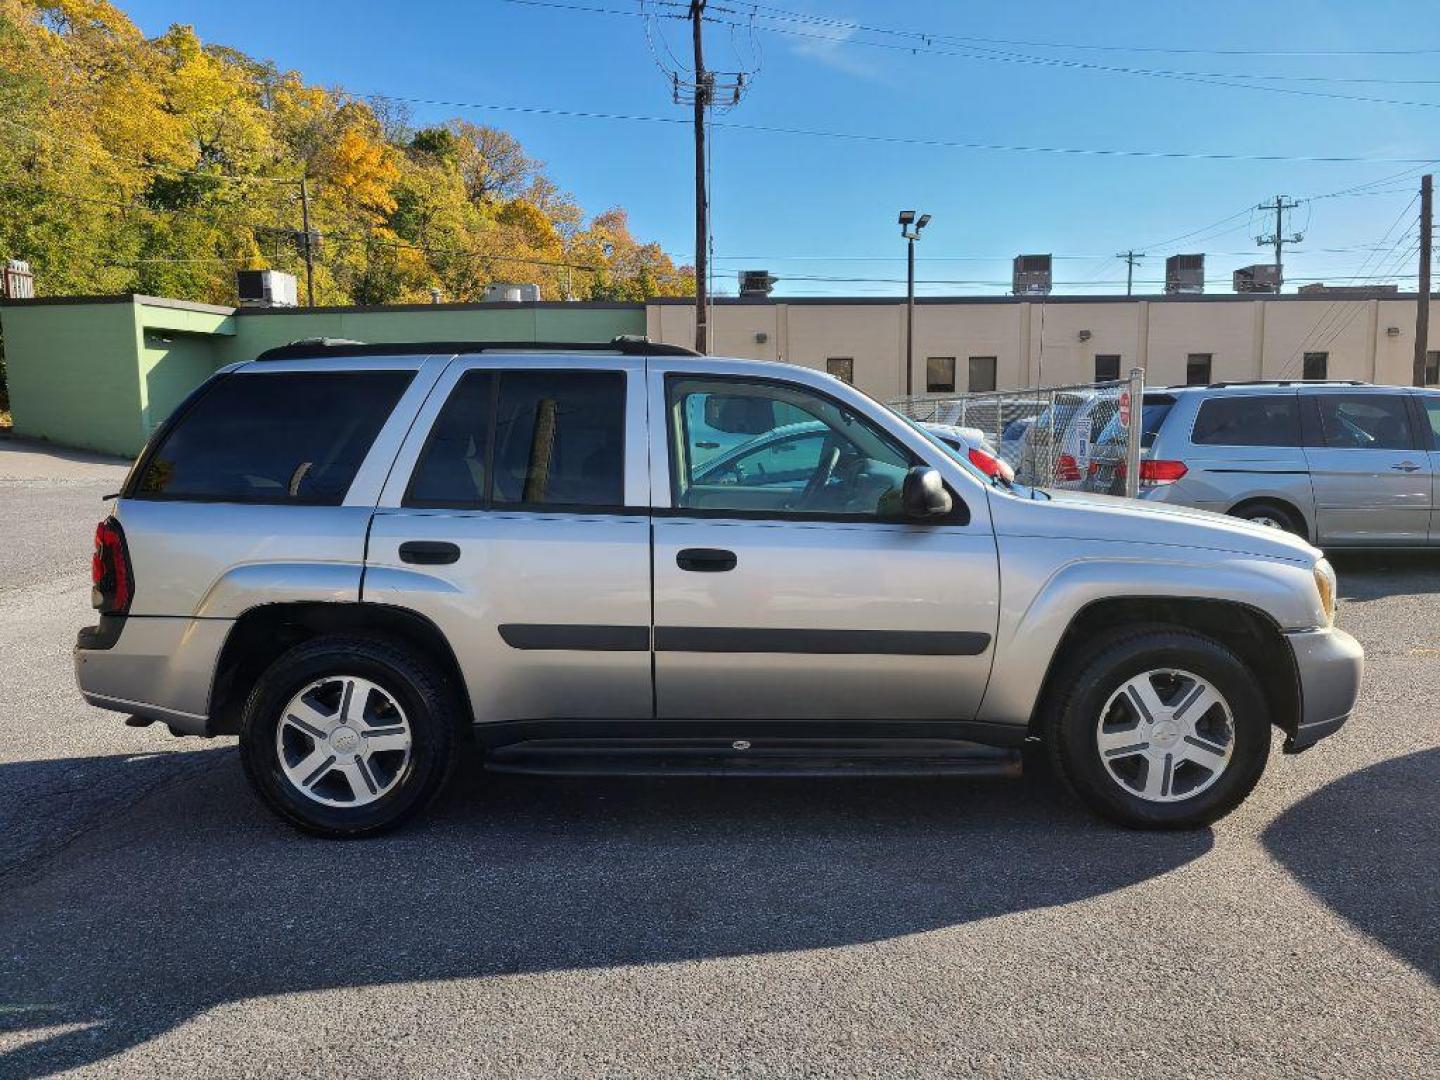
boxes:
[0,440,1435,1079]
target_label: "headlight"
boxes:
[1314,558,1337,626]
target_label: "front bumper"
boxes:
[1283,626,1364,753]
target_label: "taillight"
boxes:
[1054,453,1081,483]
[1116,460,1189,486]
[967,446,1016,484]
[91,517,132,614]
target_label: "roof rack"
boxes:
[1165,379,1370,390]
[254,335,701,362]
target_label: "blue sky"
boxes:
[122,0,1439,297]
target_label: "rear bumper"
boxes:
[75,615,231,736]
[1283,626,1364,753]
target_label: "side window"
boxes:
[668,378,914,518]
[407,371,492,507]
[1421,396,1440,449]
[1192,396,1301,447]
[1314,394,1414,451]
[406,369,626,509]
[132,371,413,504]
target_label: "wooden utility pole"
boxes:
[1414,174,1433,386]
[689,0,709,354]
[299,177,316,307]
[1117,250,1145,296]
[1257,195,1303,293]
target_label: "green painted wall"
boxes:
[1,300,144,455]
[1,296,644,457]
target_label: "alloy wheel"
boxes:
[1095,668,1235,803]
[275,675,413,808]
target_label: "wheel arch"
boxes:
[1027,596,1301,741]
[208,602,473,737]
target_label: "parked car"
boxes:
[918,422,1015,483]
[77,340,1361,836]
[1087,380,1440,548]
[1015,390,1098,488]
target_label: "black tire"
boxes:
[239,635,458,837]
[1043,626,1270,829]
[1230,500,1304,537]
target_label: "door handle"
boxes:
[676,547,737,572]
[399,540,461,565]
[1390,462,1422,472]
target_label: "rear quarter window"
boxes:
[130,370,413,504]
[1191,395,1301,447]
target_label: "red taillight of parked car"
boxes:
[91,517,132,614]
[967,446,1016,484]
[1054,454,1081,483]
[1115,460,1189,486]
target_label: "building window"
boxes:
[1186,353,1213,386]
[926,357,956,394]
[826,357,854,384]
[1094,354,1121,382]
[1303,352,1328,380]
[1425,350,1439,386]
[968,356,998,392]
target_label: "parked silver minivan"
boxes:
[1088,381,1440,547]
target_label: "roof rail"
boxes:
[253,335,702,362]
[1164,379,1370,389]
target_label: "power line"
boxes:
[729,2,1440,58]
[361,93,1436,164]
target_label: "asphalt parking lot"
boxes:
[0,437,1435,1079]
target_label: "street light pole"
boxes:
[898,210,931,397]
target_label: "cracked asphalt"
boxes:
[0,437,1436,1079]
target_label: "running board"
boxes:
[484,737,1023,779]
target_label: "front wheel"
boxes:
[1044,628,1270,829]
[239,636,457,837]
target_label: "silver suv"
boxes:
[1087,381,1440,547]
[76,340,1363,836]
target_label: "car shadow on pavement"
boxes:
[1263,746,1438,986]
[0,747,1212,1076]
[1330,551,1440,601]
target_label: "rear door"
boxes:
[648,364,1000,722]
[366,355,653,723]
[1302,389,1431,546]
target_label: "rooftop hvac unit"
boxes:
[1165,254,1205,295]
[738,270,777,297]
[237,269,298,308]
[482,282,542,303]
[1012,254,1052,296]
[1233,264,1280,294]
[3,259,35,300]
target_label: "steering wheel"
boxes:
[797,441,842,507]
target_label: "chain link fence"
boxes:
[890,368,1145,496]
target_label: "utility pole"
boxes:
[1414,173,1433,387]
[688,0,709,354]
[299,177,316,307]
[1116,250,1146,296]
[1257,195,1303,293]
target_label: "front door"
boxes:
[366,357,653,722]
[649,368,1000,721]
[1303,390,1432,546]
[1418,392,1440,545]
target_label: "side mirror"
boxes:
[901,466,954,519]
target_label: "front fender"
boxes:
[977,537,1322,727]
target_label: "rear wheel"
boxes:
[1044,627,1270,829]
[1230,500,1303,537]
[239,635,457,837]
